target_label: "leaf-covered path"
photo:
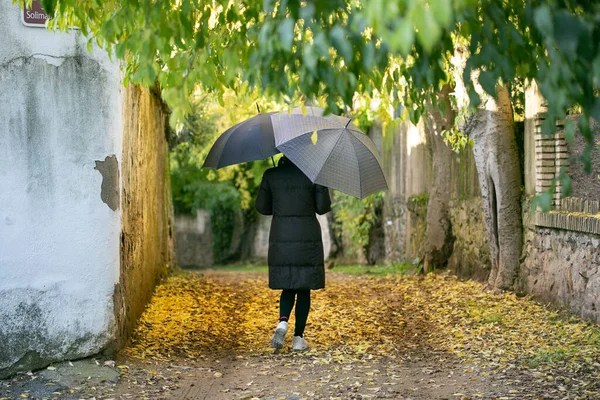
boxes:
[12,269,600,399]
[106,269,600,400]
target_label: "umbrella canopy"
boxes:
[202,107,326,169]
[202,112,277,169]
[272,112,387,199]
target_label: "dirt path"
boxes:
[109,270,499,400]
[3,269,600,399]
[116,349,496,400]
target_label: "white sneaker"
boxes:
[292,336,309,351]
[271,321,288,349]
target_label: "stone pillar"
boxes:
[534,115,569,209]
[524,80,547,195]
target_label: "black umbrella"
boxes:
[271,111,388,199]
[202,111,277,169]
[202,106,325,169]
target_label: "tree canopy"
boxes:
[40,0,599,168]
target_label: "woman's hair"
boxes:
[278,155,292,166]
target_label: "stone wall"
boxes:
[0,1,122,377]
[518,205,600,322]
[446,145,490,280]
[376,116,491,276]
[172,211,332,266]
[448,198,491,281]
[517,85,600,323]
[173,209,243,267]
[566,116,600,200]
[175,211,212,268]
[115,85,175,350]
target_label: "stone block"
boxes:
[534,211,600,235]
[538,173,555,180]
[538,166,555,174]
[536,160,555,167]
[535,146,556,154]
[535,135,555,142]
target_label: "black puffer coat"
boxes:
[255,157,331,290]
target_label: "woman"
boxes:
[255,156,331,351]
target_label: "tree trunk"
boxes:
[467,84,522,291]
[423,85,456,271]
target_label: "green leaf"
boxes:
[195,31,206,48]
[533,4,553,36]
[593,55,600,87]
[259,21,272,45]
[302,44,318,73]
[299,3,315,20]
[413,4,440,53]
[263,0,276,14]
[362,41,375,72]
[115,42,127,59]
[560,174,572,198]
[468,88,481,109]
[564,119,575,145]
[578,115,591,141]
[329,26,353,62]
[277,18,295,52]
[581,144,593,174]
[590,98,600,123]
[40,0,55,15]
[226,8,236,23]
[430,0,453,29]
[536,191,552,212]
[390,18,414,56]
[553,11,584,56]
[311,130,318,144]
[313,31,330,58]
[478,71,497,99]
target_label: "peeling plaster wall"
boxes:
[0,1,122,377]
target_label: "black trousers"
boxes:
[279,289,311,337]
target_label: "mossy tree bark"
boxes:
[467,84,523,291]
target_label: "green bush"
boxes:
[331,191,385,260]
[170,142,242,264]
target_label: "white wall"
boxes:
[0,0,122,376]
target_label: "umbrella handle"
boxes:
[271,156,275,167]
